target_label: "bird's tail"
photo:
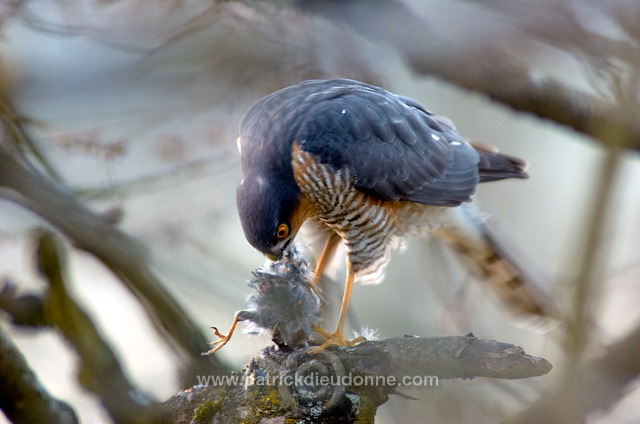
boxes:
[472,141,530,182]
[433,205,559,329]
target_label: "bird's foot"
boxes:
[309,325,364,353]
[203,311,244,355]
[312,324,333,339]
[203,327,232,355]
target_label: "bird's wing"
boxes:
[294,85,482,207]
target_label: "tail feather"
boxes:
[433,208,559,329]
[471,141,529,182]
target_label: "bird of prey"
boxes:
[212,78,552,353]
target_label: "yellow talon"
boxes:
[203,311,242,355]
[312,324,333,339]
[309,330,364,354]
[203,327,232,355]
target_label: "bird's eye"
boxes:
[276,223,289,240]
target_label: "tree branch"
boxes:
[166,335,552,423]
[32,231,172,423]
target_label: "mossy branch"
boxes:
[166,335,552,424]
[33,231,172,424]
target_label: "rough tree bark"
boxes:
[166,336,552,423]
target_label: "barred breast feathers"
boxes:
[292,144,451,285]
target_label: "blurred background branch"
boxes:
[0,134,228,380]
[0,324,78,424]
[511,320,640,423]
[34,230,171,423]
[296,0,640,151]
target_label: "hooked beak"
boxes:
[266,253,277,261]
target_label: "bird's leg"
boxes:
[311,233,344,340]
[203,311,242,355]
[333,270,355,340]
[311,233,338,335]
[312,232,340,284]
[310,265,364,353]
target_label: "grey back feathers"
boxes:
[239,79,527,210]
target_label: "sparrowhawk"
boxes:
[209,79,552,353]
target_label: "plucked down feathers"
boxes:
[237,245,321,350]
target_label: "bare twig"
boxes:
[363,335,552,379]
[75,150,231,201]
[0,90,65,182]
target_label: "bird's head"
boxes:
[236,172,303,260]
